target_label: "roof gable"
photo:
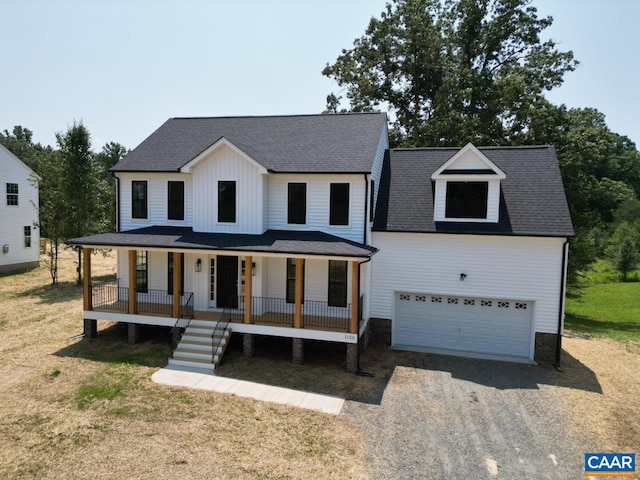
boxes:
[180,137,268,174]
[432,143,506,180]
[0,143,39,180]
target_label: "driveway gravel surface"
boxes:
[343,352,596,479]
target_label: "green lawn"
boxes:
[566,278,640,343]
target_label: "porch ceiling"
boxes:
[67,226,377,259]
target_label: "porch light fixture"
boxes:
[195,258,202,272]
[460,273,467,281]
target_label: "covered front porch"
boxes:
[69,227,375,372]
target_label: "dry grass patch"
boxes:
[0,249,369,479]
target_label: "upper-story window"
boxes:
[287,183,306,225]
[132,181,148,219]
[218,181,236,223]
[6,183,18,206]
[168,181,185,220]
[445,182,488,219]
[330,183,349,226]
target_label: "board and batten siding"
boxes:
[0,144,40,270]
[118,172,193,231]
[192,144,264,234]
[370,232,567,334]
[266,174,366,243]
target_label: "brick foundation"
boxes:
[83,318,97,339]
[292,338,304,365]
[128,323,141,345]
[368,318,391,345]
[346,343,358,374]
[534,332,559,363]
[243,333,255,357]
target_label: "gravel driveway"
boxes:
[343,351,594,479]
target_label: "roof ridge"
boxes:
[392,145,551,151]
[170,112,387,121]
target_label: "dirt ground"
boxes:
[558,333,640,456]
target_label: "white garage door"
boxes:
[394,292,533,359]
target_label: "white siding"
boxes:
[0,144,40,269]
[433,178,500,223]
[192,144,264,233]
[370,232,566,334]
[118,172,193,231]
[447,150,488,170]
[266,174,367,243]
[368,124,389,244]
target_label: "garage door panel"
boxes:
[394,292,532,359]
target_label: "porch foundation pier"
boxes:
[243,333,255,357]
[292,338,304,366]
[128,323,141,345]
[83,318,97,339]
[346,343,358,374]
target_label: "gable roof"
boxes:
[431,142,505,179]
[111,112,388,173]
[374,146,574,237]
[0,143,39,180]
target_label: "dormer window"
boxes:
[431,143,506,224]
[445,182,488,219]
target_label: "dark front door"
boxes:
[216,255,238,308]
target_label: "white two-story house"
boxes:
[69,113,574,372]
[0,143,40,273]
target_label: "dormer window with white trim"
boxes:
[432,143,505,223]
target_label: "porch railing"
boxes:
[90,284,194,318]
[231,295,351,331]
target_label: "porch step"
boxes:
[170,323,232,373]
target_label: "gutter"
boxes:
[115,174,121,232]
[554,238,570,370]
[355,255,373,375]
[363,174,369,244]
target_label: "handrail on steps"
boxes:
[172,292,194,351]
[212,306,230,364]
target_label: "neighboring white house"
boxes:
[68,113,573,372]
[0,143,40,273]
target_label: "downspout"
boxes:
[554,238,570,370]
[363,174,369,244]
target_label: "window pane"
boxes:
[24,226,31,248]
[132,181,147,219]
[286,258,304,304]
[330,183,349,225]
[287,183,306,224]
[6,183,18,206]
[218,181,236,223]
[168,181,185,220]
[445,182,488,219]
[136,251,148,293]
[328,260,347,307]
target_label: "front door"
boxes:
[216,255,238,308]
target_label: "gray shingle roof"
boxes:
[374,146,574,237]
[67,227,377,258]
[112,113,387,173]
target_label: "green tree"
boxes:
[606,222,639,281]
[0,126,48,172]
[94,142,129,231]
[323,0,577,146]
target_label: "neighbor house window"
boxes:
[330,183,349,225]
[218,181,236,223]
[6,183,18,206]
[328,260,347,307]
[445,181,488,219]
[136,251,148,293]
[287,183,306,224]
[24,226,31,248]
[132,181,148,219]
[167,252,184,295]
[286,258,305,304]
[167,181,184,220]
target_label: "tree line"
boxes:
[323,0,640,283]
[0,123,127,284]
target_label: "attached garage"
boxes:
[393,292,534,360]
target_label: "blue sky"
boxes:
[1,0,638,150]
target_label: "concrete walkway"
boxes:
[151,366,345,415]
